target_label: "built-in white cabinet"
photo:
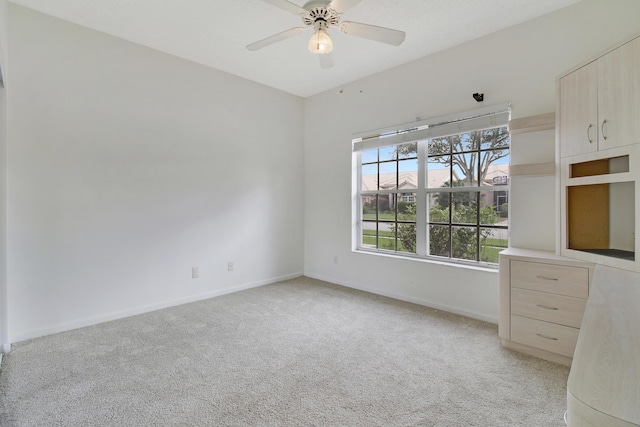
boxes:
[558,33,640,272]
[499,248,594,367]
[559,61,598,157]
[559,36,640,158]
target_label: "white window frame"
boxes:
[353,104,511,267]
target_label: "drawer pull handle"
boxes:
[536,333,558,341]
[536,304,559,311]
[535,275,558,281]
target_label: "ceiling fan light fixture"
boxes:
[308,27,333,54]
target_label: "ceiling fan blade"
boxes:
[319,52,334,69]
[246,27,307,51]
[339,21,405,46]
[327,0,362,13]
[261,0,307,15]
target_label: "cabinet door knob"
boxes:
[601,119,608,141]
[587,124,594,143]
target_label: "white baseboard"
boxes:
[305,273,499,325]
[11,272,303,344]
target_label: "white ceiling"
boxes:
[10,0,581,98]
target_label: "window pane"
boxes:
[497,190,509,222]
[395,222,416,253]
[451,226,478,261]
[451,192,477,225]
[361,164,378,191]
[479,190,508,226]
[398,195,416,220]
[361,222,377,249]
[379,162,397,190]
[429,137,450,156]
[457,132,478,153]
[379,146,396,162]
[480,228,508,263]
[378,194,395,220]
[362,195,377,220]
[481,151,510,185]
[362,148,378,164]
[452,153,478,186]
[397,142,418,159]
[378,222,395,250]
[428,194,449,223]
[480,126,510,151]
[429,225,450,257]
[427,156,451,189]
[398,159,418,190]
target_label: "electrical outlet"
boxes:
[192,267,199,279]
[227,261,234,272]
[333,255,338,264]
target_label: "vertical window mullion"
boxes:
[476,191,481,261]
[376,150,380,250]
[393,193,398,251]
[416,140,427,256]
[476,144,481,261]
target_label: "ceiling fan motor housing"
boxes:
[302,6,340,28]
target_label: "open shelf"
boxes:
[566,177,635,262]
[570,155,629,178]
[578,248,634,261]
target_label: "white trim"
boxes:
[10,272,303,344]
[354,247,500,270]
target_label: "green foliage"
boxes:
[499,203,508,218]
[390,203,416,253]
[397,201,409,215]
[427,202,502,261]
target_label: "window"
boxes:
[354,105,510,266]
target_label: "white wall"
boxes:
[0,0,8,353]
[509,130,556,251]
[7,6,304,342]
[303,0,640,323]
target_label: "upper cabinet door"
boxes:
[559,63,598,158]
[598,37,640,151]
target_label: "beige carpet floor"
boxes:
[0,276,569,426]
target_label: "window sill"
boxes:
[353,248,500,273]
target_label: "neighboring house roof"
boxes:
[362,164,509,191]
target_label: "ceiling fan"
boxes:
[246,0,406,68]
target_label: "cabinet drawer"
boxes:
[511,287,587,328]
[511,315,580,358]
[510,260,589,298]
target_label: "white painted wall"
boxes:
[0,0,9,353]
[510,130,556,251]
[303,0,640,323]
[7,6,304,342]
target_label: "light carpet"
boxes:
[0,276,569,426]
